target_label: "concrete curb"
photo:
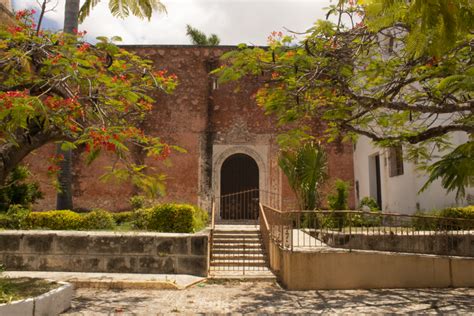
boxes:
[0,281,73,316]
[69,279,179,290]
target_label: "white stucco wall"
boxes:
[353,133,473,214]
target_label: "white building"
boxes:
[353,133,473,214]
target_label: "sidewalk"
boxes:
[4,271,205,290]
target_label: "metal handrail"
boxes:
[260,204,474,257]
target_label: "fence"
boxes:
[259,204,474,257]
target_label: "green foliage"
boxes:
[214,1,473,199]
[112,211,134,225]
[193,207,209,232]
[279,142,327,210]
[412,206,474,230]
[0,166,43,213]
[439,205,474,220]
[135,204,208,233]
[186,25,220,46]
[79,0,166,22]
[363,0,474,58]
[358,196,380,212]
[25,210,83,230]
[420,141,474,199]
[131,208,153,230]
[130,195,147,210]
[328,179,350,210]
[81,209,115,230]
[328,179,350,230]
[0,10,180,196]
[5,205,30,229]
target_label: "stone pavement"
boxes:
[63,280,474,315]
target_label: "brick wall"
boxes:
[25,45,355,212]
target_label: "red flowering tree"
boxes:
[214,1,473,198]
[0,10,179,196]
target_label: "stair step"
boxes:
[212,254,265,260]
[212,248,264,254]
[212,243,262,249]
[211,260,267,267]
[213,238,261,243]
[213,233,260,239]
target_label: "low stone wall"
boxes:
[0,230,209,276]
[315,232,473,257]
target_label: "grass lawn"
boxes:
[0,277,58,304]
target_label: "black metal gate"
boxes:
[220,153,259,220]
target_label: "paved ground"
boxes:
[63,281,474,315]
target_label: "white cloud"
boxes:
[13,0,334,45]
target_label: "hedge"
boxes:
[0,204,209,233]
[138,204,208,233]
[413,205,474,230]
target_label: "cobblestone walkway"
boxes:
[63,281,474,315]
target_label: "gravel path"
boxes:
[63,280,474,315]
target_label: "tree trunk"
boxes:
[0,130,63,187]
[55,0,81,210]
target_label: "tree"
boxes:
[0,10,179,198]
[214,1,473,198]
[186,25,220,46]
[56,0,166,209]
[362,0,474,57]
[278,142,327,210]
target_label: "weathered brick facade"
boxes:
[25,45,355,213]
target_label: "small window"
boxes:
[389,145,404,177]
[355,180,360,200]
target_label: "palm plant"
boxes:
[78,0,166,22]
[278,142,328,210]
[186,24,220,46]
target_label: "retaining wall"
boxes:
[0,230,209,276]
[266,240,474,290]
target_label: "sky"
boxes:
[12,0,335,45]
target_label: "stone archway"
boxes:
[212,145,268,221]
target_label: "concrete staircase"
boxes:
[209,225,275,279]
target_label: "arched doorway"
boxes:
[220,153,259,220]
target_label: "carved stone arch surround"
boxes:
[212,145,269,220]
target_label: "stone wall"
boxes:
[0,230,209,276]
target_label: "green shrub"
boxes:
[131,208,153,230]
[193,207,209,231]
[112,211,134,225]
[130,195,147,210]
[148,204,194,233]
[0,213,12,229]
[0,166,43,213]
[439,205,474,220]
[143,204,207,233]
[358,197,380,212]
[6,205,31,229]
[328,179,350,230]
[25,210,82,230]
[82,209,115,230]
